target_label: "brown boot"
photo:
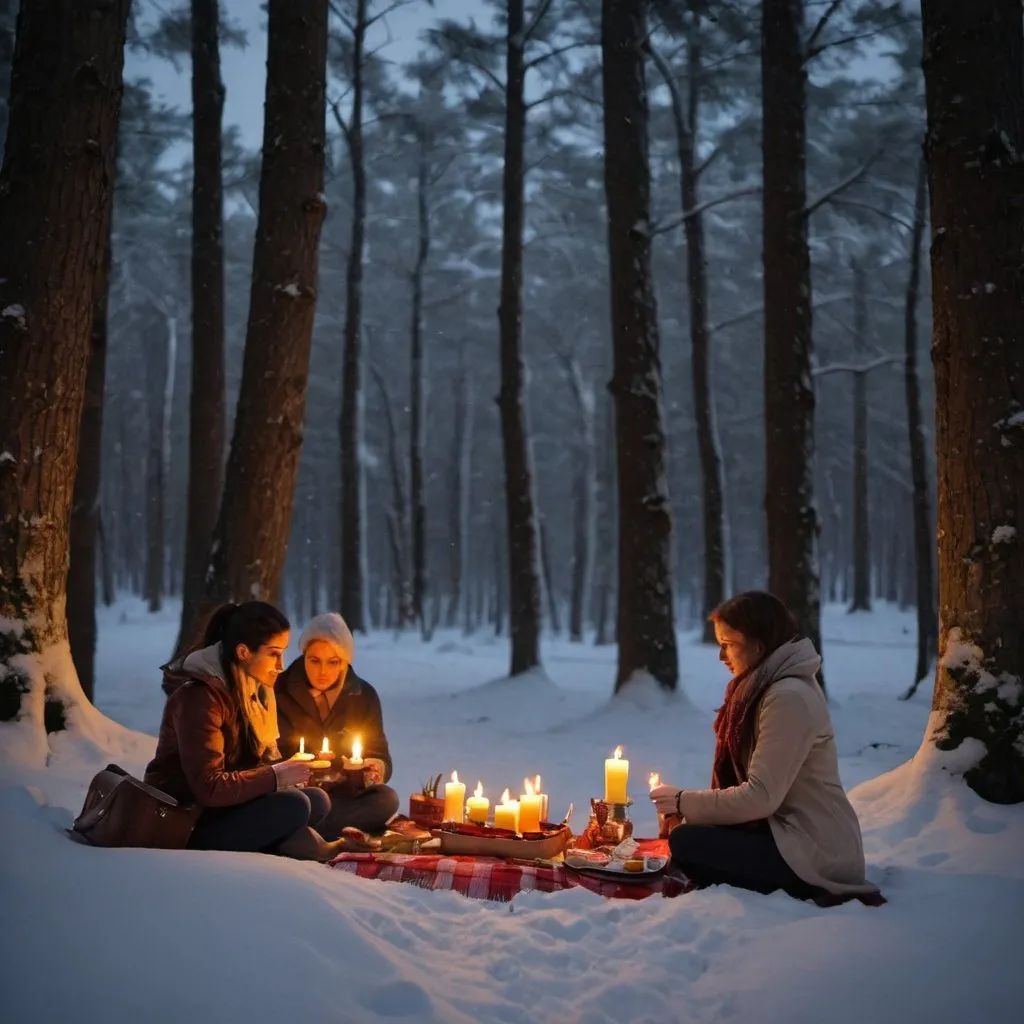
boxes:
[276,826,348,862]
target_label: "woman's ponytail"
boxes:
[200,602,240,648]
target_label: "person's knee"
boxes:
[305,786,331,824]
[375,784,400,819]
[668,824,709,867]
[272,788,313,833]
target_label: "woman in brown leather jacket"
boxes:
[145,601,348,861]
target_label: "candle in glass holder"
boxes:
[518,778,542,833]
[604,746,629,803]
[533,775,549,823]
[465,781,489,824]
[493,788,520,833]
[291,737,315,762]
[443,770,466,823]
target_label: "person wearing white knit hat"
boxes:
[275,612,399,838]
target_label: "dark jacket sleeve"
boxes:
[173,685,277,807]
[359,682,393,784]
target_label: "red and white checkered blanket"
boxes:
[328,838,693,903]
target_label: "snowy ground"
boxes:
[1,598,1021,1023]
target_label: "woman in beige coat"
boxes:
[651,591,879,901]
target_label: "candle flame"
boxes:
[648,772,661,791]
[500,787,511,804]
[533,774,542,792]
[321,736,329,753]
[299,737,305,754]
[524,777,535,796]
[613,745,623,760]
[351,737,362,760]
[451,770,460,784]
[474,781,484,799]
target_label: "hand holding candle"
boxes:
[604,745,629,803]
[443,770,466,823]
[465,781,489,824]
[518,777,542,833]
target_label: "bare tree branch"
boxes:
[812,354,903,378]
[828,197,915,233]
[652,186,761,237]
[524,0,555,42]
[426,27,506,93]
[804,150,883,218]
[805,0,845,58]
[524,39,595,71]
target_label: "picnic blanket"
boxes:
[329,838,693,902]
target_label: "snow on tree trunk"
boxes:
[0,0,131,767]
[339,0,369,633]
[497,0,543,677]
[601,0,678,693]
[920,0,1024,803]
[68,219,113,703]
[201,0,328,615]
[761,0,822,668]
[901,154,937,698]
[849,257,871,613]
[176,0,227,655]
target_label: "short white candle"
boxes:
[292,736,315,762]
[465,781,489,824]
[533,774,549,823]
[493,788,519,833]
[349,736,363,765]
[443,770,466,823]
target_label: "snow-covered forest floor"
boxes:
[1,598,1021,1022]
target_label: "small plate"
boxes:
[565,855,668,881]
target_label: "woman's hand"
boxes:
[272,759,312,789]
[649,783,683,816]
[362,758,386,786]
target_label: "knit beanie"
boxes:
[298,612,355,663]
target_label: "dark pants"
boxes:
[668,823,819,900]
[190,787,330,853]
[316,784,401,840]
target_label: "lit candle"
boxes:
[465,781,489,824]
[349,737,363,765]
[533,774,549,823]
[319,736,335,761]
[518,777,542,833]
[648,772,660,791]
[291,737,315,762]
[443,770,466,823]
[493,788,519,833]
[604,745,629,803]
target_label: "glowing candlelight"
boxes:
[604,745,629,803]
[648,772,661,791]
[533,774,549,822]
[465,781,489,824]
[493,788,520,833]
[444,770,466,823]
[292,736,314,762]
[319,736,335,760]
[518,777,542,833]
[349,737,363,765]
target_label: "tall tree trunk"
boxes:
[497,0,543,676]
[592,391,616,647]
[409,133,430,637]
[201,0,327,615]
[602,0,678,693]
[849,257,871,612]
[900,154,938,699]
[0,0,130,761]
[650,24,726,645]
[68,224,113,703]
[97,510,115,606]
[144,314,175,614]
[339,0,368,632]
[538,517,561,636]
[562,356,595,644]
[371,363,413,625]
[920,0,1024,802]
[0,0,15,159]
[761,0,822,670]
[177,0,227,654]
[447,366,474,630]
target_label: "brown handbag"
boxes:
[71,763,202,849]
